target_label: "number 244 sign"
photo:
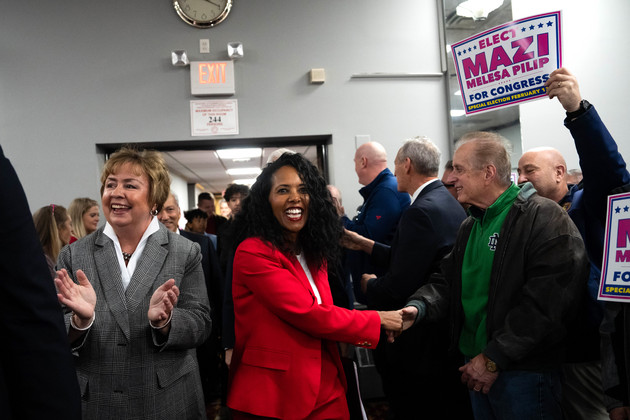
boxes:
[190,99,239,136]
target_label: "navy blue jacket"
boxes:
[560,105,630,363]
[343,168,410,244]
[563,105,630,271]
[366,180,466,310]
[565,106,630,406]
[343,168,410,303]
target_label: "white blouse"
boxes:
[103,217,160,290]
[296,253,322,304]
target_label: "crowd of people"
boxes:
[3,67,630,420]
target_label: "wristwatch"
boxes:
[485,357,498,373]
[566,99,591,120]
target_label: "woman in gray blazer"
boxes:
[55,147,212,419]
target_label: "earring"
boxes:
[151,209,158,216]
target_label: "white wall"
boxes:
[0,0,446,216]
[514,0,630,170]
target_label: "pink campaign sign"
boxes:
[452,11,562,115]
[599,192,630,302]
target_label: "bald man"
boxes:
[518,147,570,205]
[343,142,410,303]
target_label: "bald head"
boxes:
[354,142,388,185]
[518,147,568,203]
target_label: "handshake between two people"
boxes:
[340,228,423,343]
[377,306,420,343]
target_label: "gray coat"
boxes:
[58,223,212,419]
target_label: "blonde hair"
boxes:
[33,204,68,262]
[100,147,171,212]
[68,197,99,239]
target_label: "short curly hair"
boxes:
[100,147,171,212]
[224,184,250,202]
[232,153,341,270]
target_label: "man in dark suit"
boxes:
[0,145,81,419]
[158,192,224,405]
[343,137,470,419]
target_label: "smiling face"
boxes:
[517,149,566,202]
[449,142,487,208]
[82,205,100,234]
[102,162,153,232]
[268,165,310,244]
[158,194,181,232]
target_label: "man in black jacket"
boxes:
[402,133,589,420]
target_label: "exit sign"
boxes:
[190,61,235,96]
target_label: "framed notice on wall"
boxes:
[190,99,239,136]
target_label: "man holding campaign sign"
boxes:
[517,67,630,420]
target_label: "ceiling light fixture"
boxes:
[456,0,503,21]
[216,148,262,160]
[226,167,262,176]
[232,178,258,185]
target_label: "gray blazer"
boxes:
[58,223,212,419]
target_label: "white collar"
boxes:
[103,217,160,290]
[410,178,439,202]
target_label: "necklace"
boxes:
[122,251,133,262]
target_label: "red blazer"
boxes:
[227,237,381,419]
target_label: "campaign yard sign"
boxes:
[599,192,630,302]
[452,11,562,115]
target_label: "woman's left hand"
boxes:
[148,279,180,329]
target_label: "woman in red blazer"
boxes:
[226,153,403,420]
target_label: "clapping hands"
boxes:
[55,268,96,328]
[148,279,180,333]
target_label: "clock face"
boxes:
[173,0,232,28]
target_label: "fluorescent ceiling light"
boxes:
[216,148,262,160]
[233,178,258,185]
[226,167,262,176]
[450,110,466,117]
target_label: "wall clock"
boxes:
[173,0,232,28]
